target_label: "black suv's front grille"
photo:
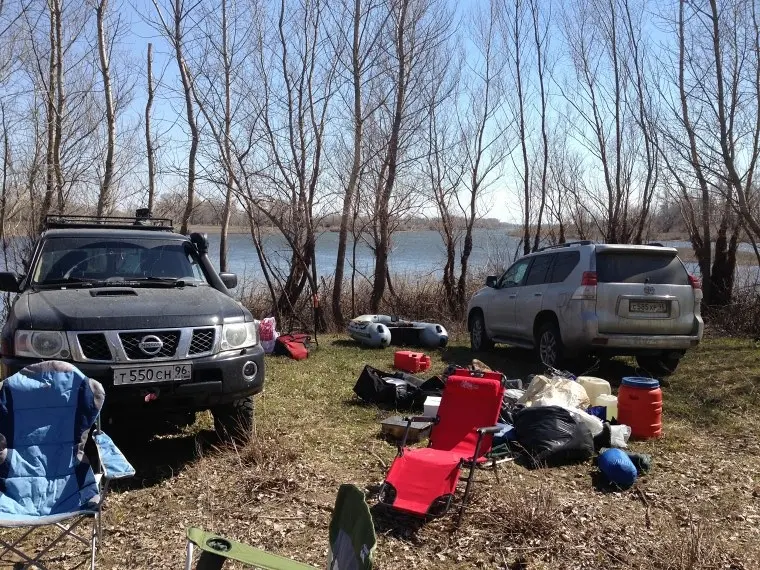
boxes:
[78,333,112,360]
[119,331,180,359]
[189,328,215,354]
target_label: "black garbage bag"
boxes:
[353,365,444,410]
[512,405,594,468]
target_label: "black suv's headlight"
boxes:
[15,331,71,359]
[220,322,258,351]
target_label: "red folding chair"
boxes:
[378,369,505,526]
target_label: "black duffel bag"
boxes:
[353,365,444,410]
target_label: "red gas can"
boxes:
[393,350,431,373]
[617,376,662,439]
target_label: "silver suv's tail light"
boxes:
[572,271,598,301]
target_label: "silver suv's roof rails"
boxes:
[537,240,593,252]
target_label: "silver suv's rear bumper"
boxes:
[565,312,703,353]
[590,333,701,349]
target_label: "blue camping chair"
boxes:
[0,361,134,569]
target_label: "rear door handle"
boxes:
[508,294,517,299]
[534,293,543,297]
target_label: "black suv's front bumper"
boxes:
[1,344,265,416]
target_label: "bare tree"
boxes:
[368,0,452,312]
[145,42,156,212]
[505,0,532,255]
[149,0,200,234]
[39,0,58,228]
[330,0,386,324]
[453,0,510,315]
[94,0,116,216]
[656,0,758,306]
[529,0,549,251]
[560,0,650,244]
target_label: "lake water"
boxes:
[205,228,519,282]
[203,230,760,286]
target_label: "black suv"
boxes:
[0,212,264,440]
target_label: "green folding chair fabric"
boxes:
[326,484,376,570]
[185,484,376,570]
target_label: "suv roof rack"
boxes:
[44,213,174,232]
[537,240,593,252]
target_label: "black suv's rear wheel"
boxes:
[213,396,254,443]
[470,312,494,352]
[636,353,682,377]
[537,321,564,368]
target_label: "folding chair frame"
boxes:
[0,513,99,570]
[379,371,507,526]
[0,423,130,570]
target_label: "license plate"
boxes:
[113,363,192,385]
[630,301,667,313]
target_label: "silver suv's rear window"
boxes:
[596,251,689,285]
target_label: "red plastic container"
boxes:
[393,350,431,373]
[617,377,662,439]
[448,368,504,383]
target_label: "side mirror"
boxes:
[0,272,19,293]
[485,275,497,288]
[220,272,238,289]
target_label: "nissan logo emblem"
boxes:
[138,335,164,356]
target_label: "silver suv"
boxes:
[466,241,704,375]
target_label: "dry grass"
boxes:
[4,336,760,569]
[239,274,487,335]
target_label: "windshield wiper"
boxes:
[125,277,199,287]
[36,278,104,289]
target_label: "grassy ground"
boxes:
[6,336,760,569]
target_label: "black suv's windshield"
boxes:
[31,237,209,287]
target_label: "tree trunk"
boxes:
[531,0,548,252]
[53,0,64,214]
[514,2,530,256]
[677,0,713,305]
[370,211,390,312]
[146,43,156,213]
[174,0,198,234]
[709,217,738,307]
[332,0,363,325]
[95,0,116,217]
[40,2,57,231]
[370,0,408,313]
[219,0,232,272]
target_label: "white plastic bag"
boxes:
[610,424,631,448]
[518,374,591,410]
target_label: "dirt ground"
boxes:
[4,335,760,569]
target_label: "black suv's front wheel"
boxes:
[213,396,254,443]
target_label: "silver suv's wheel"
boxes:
[470,312,494,352]
[537,322,563,368]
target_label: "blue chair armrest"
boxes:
[94,431,135,480]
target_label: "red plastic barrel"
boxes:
[617,377,662,439]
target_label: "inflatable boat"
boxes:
[347,315,448,349]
